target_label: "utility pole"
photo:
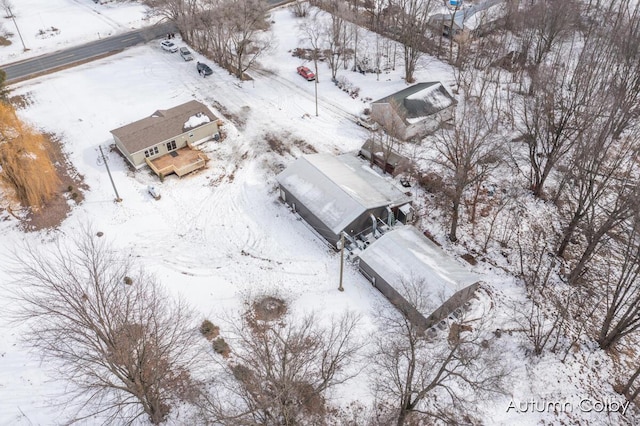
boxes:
[7,7,27,52]
[314,74,318,117]
[338,232,345,292]
[98,145,122,202]
[352,23,358,72]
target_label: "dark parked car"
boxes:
[197,62,213,77]
[297,66,315,81]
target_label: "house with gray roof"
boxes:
[110,100,220,176]
[429,0,505,40]
[276,154,413,247]
[357,225,482,329]
[371,82,455,141]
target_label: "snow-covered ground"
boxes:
[0,1,637,425]
[0,0,151,64]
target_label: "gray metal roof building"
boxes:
[358,225,482,329]
[276,154,413,247]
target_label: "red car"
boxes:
[297,66,315,81]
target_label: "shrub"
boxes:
[212,337,230,357]
[419,172,445,194]
[199,319,219,340]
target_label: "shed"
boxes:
[276,154,413,247]
[110,100,220,176]
[371,82,455,141]
[357,225,481,329]
[359,139,412,175]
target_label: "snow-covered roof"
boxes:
[184,113,211,130]
[276,154,411,235]
[464,0,506,30]
[429,0,504,31]
[358,226,482,317]
[110,100,218,155]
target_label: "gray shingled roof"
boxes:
[372,82,455,121]
[110,100,218,155]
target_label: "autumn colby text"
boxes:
[506,398,630,415]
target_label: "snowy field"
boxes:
[0,1,637,425]
[0,0,151,64]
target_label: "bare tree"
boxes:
[222,0,272,79]
[515,289,565,357]
[596,217,640,349]
[619,360,640,402]
[391,0,434,83]
[371,280,509,426]
[509,0,581,67]
[515,36,605,198]
[566,179,638,286]
[556,129,638,259]
[291,0,310,18]
[8,230,201,424]
[200,309,363,425]
[142,0,199,42]
[196,2,230,66]
[300,11,324,116]
[554,1,640,257]
[320,0,351,80]
[433,98,503,242]
[0,0,13,18]
[144,0,271,78]
[366,99,407,173]
[365,131,401,175]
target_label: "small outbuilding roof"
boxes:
[276,154,411,235]
[358,225,481,317]
[373,82,455,123]
[110,100,218,155]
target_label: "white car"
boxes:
[160,40,178,53]
[179,47,194,61]
[356,115,380,131]
[148,185,161,200]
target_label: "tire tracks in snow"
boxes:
[70,0,128,32]
[252,68,358,122]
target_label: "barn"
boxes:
[276,154,413,248]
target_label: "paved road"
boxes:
[1,22,176,84]
[0,0,295,85]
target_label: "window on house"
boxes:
[167,140,177,151]
[144,146,159,158]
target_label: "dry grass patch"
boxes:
[0,99,87,230]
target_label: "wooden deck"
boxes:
[146,146,208,177]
